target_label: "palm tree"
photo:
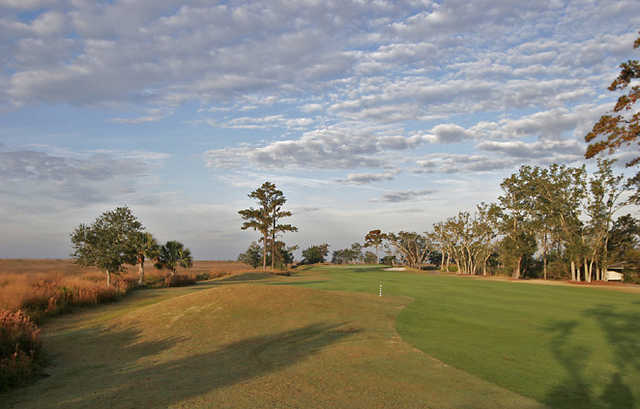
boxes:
[155,240,193,278]
[132,232,159,285]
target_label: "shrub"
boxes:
[163,275,197,287]
[0,310,43,390]
[195,272,210,281]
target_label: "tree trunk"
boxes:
[262,233,268,271]
[271,212,276,271]
[513,256,521,279]
[584,260,589,282]
[138,256,145,285]
[106,270,111,287]
[571,260,576,281]
[543,232,548,280]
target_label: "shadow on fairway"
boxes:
[544,305,638,409]
[33,322,360,408]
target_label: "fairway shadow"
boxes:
[31,322,360,408]
[544,305,639,409]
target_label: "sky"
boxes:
[1,0,639,259]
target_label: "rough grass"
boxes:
[0,310,43,391]
[0,259,252,313]
[291,265,640,409]
[1,277,542,409]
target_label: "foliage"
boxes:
[155,241,193,277]
[237,242,263,269]
[380,255,396,266]
[428,250,442,266]
[585,32,640,203]
[0,309,43,391]
[433,206,499,276]
[163,274,197,287]
[363,229,384,258]
[130,232,159,285]
[363,251,378,264]
[239,181,297,271]
[301,244,329,264]
[384,231,431,268]
[331,243,363,264]
[70,206,143,287]
[269,241,298,269]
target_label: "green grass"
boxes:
[287,265,640,409]
[1,273,542,409]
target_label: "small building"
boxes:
[605,263,625,281]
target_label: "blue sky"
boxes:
[1,0,639,259]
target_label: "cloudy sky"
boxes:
[1,0,638,259]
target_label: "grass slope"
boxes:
[290,265,640,409]
[1,276,541,409]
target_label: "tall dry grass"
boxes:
[0,260,253,320]
[0,310,43,391]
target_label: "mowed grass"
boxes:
[288,265,640,409]
[1,273,543,409]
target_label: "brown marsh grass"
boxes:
[0,259,253,315]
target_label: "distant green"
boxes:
[292,265,640,409]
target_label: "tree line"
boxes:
[70,206,193,286]
[362,160,638,281]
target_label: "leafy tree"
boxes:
[536,165,587,280]
[331,243,363,264]
[155,241,193,278]
[364,229,384,260]
[428,250,442,266]
[384,231,431,269]
[585,32,640,203]
[276,243,298,266]
[237,242,262,269]
[70,206,143,287]
[239,181,297,271]
[497,167,538,278]
[363,251,378,264]
[608,214,640,260]
[301,244,329,264]
[131,231,159,285]
[380,255,396,266]
[267,241,298,269]
[434,209,498,276]
[584,159,626,281]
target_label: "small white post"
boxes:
[379,280,382,297]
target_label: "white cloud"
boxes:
[205,123,429,169]
[373,189,436,203]
[336,170,399,185]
